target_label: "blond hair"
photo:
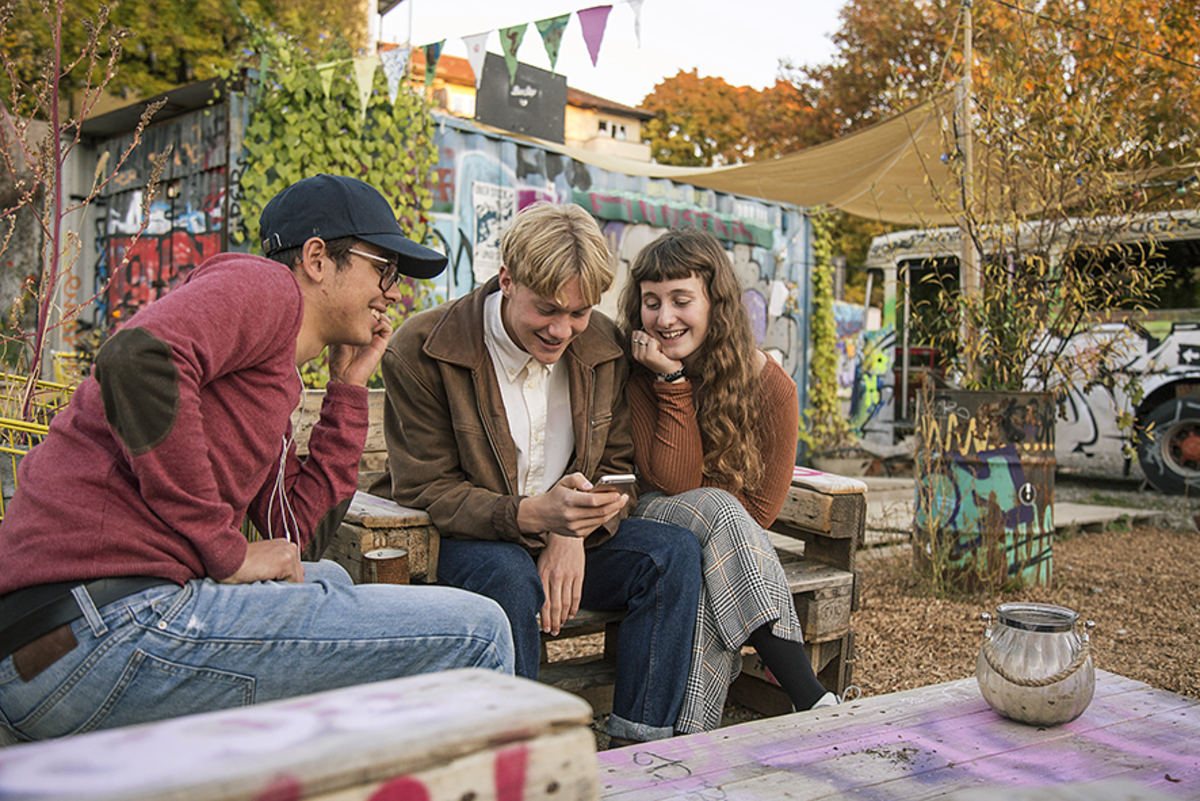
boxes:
[501,203,613,304]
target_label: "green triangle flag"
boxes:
[499,23,527,82]
[535,14,570,73]
[424,40,445,88]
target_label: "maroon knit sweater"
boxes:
[0,253,367,595]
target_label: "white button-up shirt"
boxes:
[483,291,574,496]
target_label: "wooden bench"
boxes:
[0,669,600,800]
[325,491,441,583]
[292,393,867,718]
[539,469,866,718]
[315,476,864,721]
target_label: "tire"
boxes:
[1137,398,1200,495]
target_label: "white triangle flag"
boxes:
[316,62,336,100]
[380,47,411,104]
[353,54,380,117]
[628,0,644,48]
[463,32,489,90]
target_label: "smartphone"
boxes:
[589,473,637,494]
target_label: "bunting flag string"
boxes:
[498,23,528,82]
[421,0,644,88]
[423,39,445,88]
[535,14,571,73]
[462,32,489,89]
[264,0,645,110]
[380,46,411,103]
[576,5,613,67]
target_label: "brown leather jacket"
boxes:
[370,277,635,551]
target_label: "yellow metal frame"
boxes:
[0,416,50,521]
[0,373,75,426]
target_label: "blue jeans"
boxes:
[436,517,702,741]
[0,561,514,741]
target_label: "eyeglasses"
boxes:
[348,248,400,292]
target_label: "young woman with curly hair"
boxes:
[620,228,836,734]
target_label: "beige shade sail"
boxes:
[675,92,968,225]
[480,91,973,225]
[479,94,1197,225]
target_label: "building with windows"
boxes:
[408,50,653,161]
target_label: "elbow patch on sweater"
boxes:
[301,497,353,562]
[95,327,181,456]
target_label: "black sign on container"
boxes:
[475,52,567,144]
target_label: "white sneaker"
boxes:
[811,692,840,709]
[811,685,862,710]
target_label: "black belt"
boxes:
[0,577,175,663]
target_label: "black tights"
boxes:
[746,623,828,711]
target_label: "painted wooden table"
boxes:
[597,670,1199,800]
[0,669,599,800]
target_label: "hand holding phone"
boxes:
[588,473,637,494]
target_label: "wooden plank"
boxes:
[344,491,433,529]
[0,669,598,801]
[791,467,870,496]
[541,657,619,695]
[597,672,1200,801]
[775,487,834,535]
[776,555,855,593]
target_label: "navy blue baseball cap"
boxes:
[259,174,447,279]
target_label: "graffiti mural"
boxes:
[100,176,226,324]
[914,391,1056,589]
[95,103,231,327]
[851,326,896,436]
[1047,318,1200,484]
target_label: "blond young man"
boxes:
[375,203,701,744]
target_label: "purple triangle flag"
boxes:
[423,39,444,88]
[535,14,570,73]
[499,23,527,83]
[577,5,612,67]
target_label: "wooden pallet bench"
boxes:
[319,478,863,721]
[540,469,867,718]
[294,396,867,719]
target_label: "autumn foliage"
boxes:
[642,0,1199,177]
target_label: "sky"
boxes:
[379,0,848,109]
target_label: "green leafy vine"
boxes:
[799,208,856,458]
[230,32,443,387]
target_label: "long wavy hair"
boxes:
[619,229,763,492]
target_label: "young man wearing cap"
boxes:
[0,174,514,742]
[374,203,701,745]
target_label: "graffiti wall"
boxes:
[913,391,1056,589]
[95,102,234,327]
[424,116,811,404]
